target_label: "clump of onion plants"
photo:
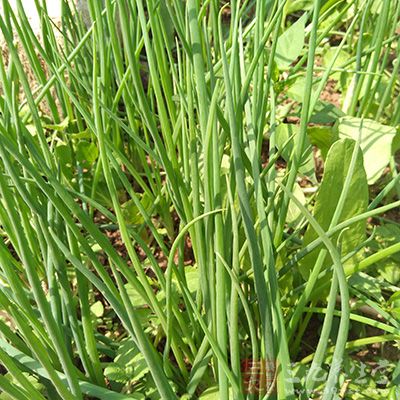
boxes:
[0,0,399,399]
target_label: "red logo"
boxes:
[241,359,276,395]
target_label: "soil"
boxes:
[319,79,341,109]
[296,314,322,360]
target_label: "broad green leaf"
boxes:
[391,308,400,319]
[43,117,70,131]
[307,126,337,160]
[221,154,230,175]
[104,364,131,384]
[286,182,306,225]
[199,386,233,399]
[392,131,400,154]
[175,266,199,295]
[198,387,219,399]
[76,141,99,167]
[322,47,351,80]
[0,372,44,400]
[378,261,400,285]
[370,225,400,285]
[91,179,113,208]
[389,291,400,306]
[389,292,400,319]
[287,76,317,103]
[276,172,306,226]
[276,123,315,179]
[276,14,307,69]
[55,144,73,180]
[309,101,345,125]
[372,225,400,262]
[371,0,383,13]
[121,193,153,225]
[125,281,163,325]
[286,0,313,13]
[299,138,369,279]
[276,123,298,160]
[128,352,149,382]
[0,393,14,399]
[25,124,38,136]
[104,339,149,385]
[142,375,177,400]
[157,267,198,303]
[70,129,92,140]
[90,301,104,317]
[349,272,384,303]
[124,283,150,308]
[338,116,397,184]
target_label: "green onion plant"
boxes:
[0,0,399,399]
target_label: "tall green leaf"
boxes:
[299,138,369,279]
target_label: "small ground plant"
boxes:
[0,0,399,399]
